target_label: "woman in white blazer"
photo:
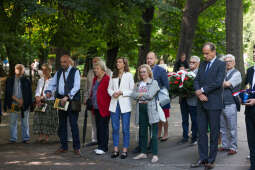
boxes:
[108,57,134,159]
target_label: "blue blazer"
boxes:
[194,58,226,110]
[152,65,169,90]
[152,65,170,108]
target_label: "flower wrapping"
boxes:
[168,70,196,98]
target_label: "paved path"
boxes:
[0,98,250,170]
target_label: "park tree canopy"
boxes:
[0,0,252,76]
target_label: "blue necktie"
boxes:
[205,62,211,72]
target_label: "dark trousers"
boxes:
[245,112,255,170]
[180,99,198,141]
[139,104,158,155]
[58,109,80,150]
[95,109,110,152]
[197,104,221,163]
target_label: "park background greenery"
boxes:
[0,0,253,76]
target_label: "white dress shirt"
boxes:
[252,65,255,89]
[201,56,217,93]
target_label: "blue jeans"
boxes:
[58,109,80,150]
[111,103,131,148]
[10,110,30,142]
[180,99,198,141]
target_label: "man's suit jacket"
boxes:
[245,66,255,114]
[152,65,169,90]
[194,58,226,110]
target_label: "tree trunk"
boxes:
[106,42,119,71]
[38,47,48,69]
[5,44,17,76]
[176,0,202,61]
[226,0,244,77]
[55,47,70,71]
[137,7,154,67]
[176,0,218,61]
[0,63,7,77]
[83,47,97,77]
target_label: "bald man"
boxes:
[46,55,81,155]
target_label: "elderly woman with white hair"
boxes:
[218,54,242,155]
[90,60,111,155]
[4,64,33,143]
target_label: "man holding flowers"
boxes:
[178,56,200,145]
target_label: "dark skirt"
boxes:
[33,100,58,135]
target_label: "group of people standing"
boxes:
[4,52,170,163]
[4,42,255,170]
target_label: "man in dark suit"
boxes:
[244,45,255,170]
[191,42,226,170]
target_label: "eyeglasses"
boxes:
[225,60,233,63]
[189,61,197,64]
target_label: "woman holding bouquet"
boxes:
[132,64,160,163]
[33,64,58,143]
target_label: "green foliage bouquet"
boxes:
[168,70,196,98]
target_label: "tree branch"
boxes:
[199,0,218,13]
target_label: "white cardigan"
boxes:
[108,72,134,113]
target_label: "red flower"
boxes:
[174,81,179,84]
[176,77,181,80]
[184,77,188,81]
[178,72,182,75]
[169,82,172,84]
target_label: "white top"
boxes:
[35,77,55,100]
[108,72,134,113]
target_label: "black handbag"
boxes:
[86,98,93,110]
[62,70,81,112]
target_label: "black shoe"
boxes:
[177,138,188,144]
[111,151,119,158]
[120,152,128,159]
[190,160,207,168]
[132,146,141,154]
[85,141,98,147]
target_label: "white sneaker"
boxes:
[151,155,159,163]
[133,153,147,160]
[96,149,105,155]
[94,149,99,153]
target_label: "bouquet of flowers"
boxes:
[168,70,196,98]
